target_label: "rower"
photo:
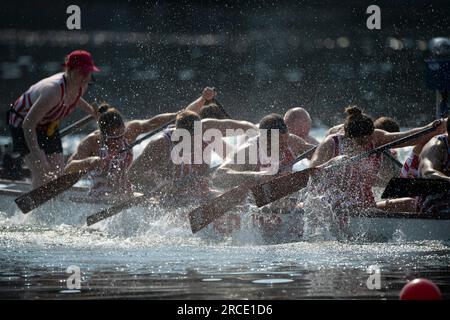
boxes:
[7,50,100,188]
[213,113,315,236]
[65,103,178,199]
[379,122,445,213]
[215,113,315,189]
[128,110,257,204]
[373,116,401,187]
[418,119,450,213]
[326,115,400,139]
[311,106,447,211]
[284,107,319,145]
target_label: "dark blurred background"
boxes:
[1,0,449,132]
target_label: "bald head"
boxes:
[284,107,312,139]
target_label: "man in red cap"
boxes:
[7,50,100,188]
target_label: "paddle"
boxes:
[59,115,95,138]
[251,125,439,208]
[188,145,318,234]
[381,178,450,198]
[382,150,403,169]
[86,165,220,226]
[15,116,178,214]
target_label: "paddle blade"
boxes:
[189,185,250,234]
[381,178,450,199]
[14,171,84,213]
[86,195,145,226]
[251,168,316,207]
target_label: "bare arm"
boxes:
[305,134,320,146]
[185,87,216,114]
[65,133,100,174]
[201,119,257,136]
[214,155,267,189]
[67,133,98,162]
[22,85,61,167]
[125,113,177,141]
[76,97,98,118]
[326,124,344,137]
[419,137,450,182]
[288,134,316,160]
[412,140,430,156]
[373,119,447,149]
[310,136,336,167]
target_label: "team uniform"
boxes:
[8,73,82,155]
[400,151,420,178]
[316,134,382,209]
[89,136,134,198]
[399,150,423,211]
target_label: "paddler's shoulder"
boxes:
[316,134,339,152]
[326,124,344,136]
[288,133,310,149]
[288,133,306,143]
[81,130,102,146]
[423,134,448,153]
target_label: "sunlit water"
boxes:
[0,129,449,299]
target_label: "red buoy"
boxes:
[400,278,442,300]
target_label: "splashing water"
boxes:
[0,129,449,299]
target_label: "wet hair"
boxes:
[344,106,374,138]
[175,111,201,134]
[98,104,125,135]
[374,116,400,133]
[97,102,111,114]
[259,114,289,138]
[198,104,229,120]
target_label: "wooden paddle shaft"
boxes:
[381,150,403,169]
[59,115,95,138]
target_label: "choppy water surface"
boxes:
[0,130,449,299]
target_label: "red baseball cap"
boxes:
[64,50,100,74]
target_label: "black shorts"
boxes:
[9,125,63,156]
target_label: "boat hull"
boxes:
[201,209,450,243]
[1,179,449,242]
